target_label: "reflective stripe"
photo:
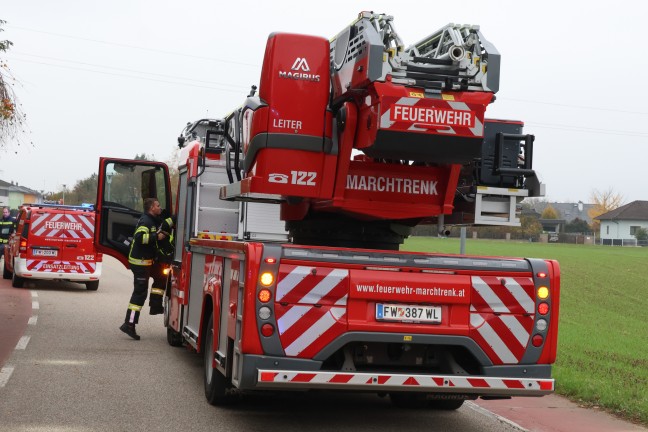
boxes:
[128,303,142,312]
[128,258,153,266]
[164,217,174,228]
[151,288,165,296]
[142,232,149,245]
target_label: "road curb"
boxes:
[466,401,529,431]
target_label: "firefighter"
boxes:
[0,207,16,262]
[149,212,175,316]
[119,198,168,340]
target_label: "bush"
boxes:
[634,227,648,241]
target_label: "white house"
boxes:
[595,200,648,245]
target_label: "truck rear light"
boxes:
[258,306,271,320]
[538,302,549,315]
[260,272,274,287]
[536,319,548,331]
[258,289,272,303]
[536,272,547,278]
[261,323,274,337]
[532,335,544,347]
[20,239,27,251]
[537,286,549,299]
[162,266,171,275]
[264,257,276,264]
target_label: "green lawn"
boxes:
[403,237,648,425]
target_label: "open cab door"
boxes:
[94,158,172,267]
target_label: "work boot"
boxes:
[119,322,140,340]
[150,305,164,315]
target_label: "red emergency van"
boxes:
[2,204,102,290]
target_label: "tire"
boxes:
[166,327,183,347]
[85,280,99,291]
[11,262,24,288]
[163,295,182,346]
[203,315,237,405]
[389,392,428,409]
[2,261,11,279]
[163,294,171,328]
[428,399,465,410]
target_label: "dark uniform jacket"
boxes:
[128,213,160,267]
[0,215,16,244]
[156,215,175,263]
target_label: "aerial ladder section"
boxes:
[217,12,544,249]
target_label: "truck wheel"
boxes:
[389,392,427,409]
[11,262,24,288]
[163,295,171,328]
[2,261,11,279]
[167,327,183,347]
[85,281,100,291]
[428,399,465,410]
[203,315,237,405]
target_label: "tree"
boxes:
[565,217,591,233]
[67,174,98,205]
[518,214,543,239]
[0,20,26,149]
[541,205,559,219]
[166,147,180,207]
[635,227,648,241]
[588,188,624,233]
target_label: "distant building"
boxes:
[0,179,9,207]
[527,200,595,233]
[595,200,648,245]
[0,179,43,209]
[531,201,595,224]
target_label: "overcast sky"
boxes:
[1,0,647,204]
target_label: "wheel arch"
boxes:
[199,293,214,354]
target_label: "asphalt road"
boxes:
[0,255,531,432]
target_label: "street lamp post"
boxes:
[106,172,114,201]
[62,184,66,205]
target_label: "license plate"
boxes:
[33,249,58,257]
[376,303,442,323]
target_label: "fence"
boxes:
[599,238,648,247]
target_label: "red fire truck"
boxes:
[4,203,102,290]
[94,13,560,408]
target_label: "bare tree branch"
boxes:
[0,19,28,150]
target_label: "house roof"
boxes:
[11,184,41,195]
[0,178,42,195]
[595,200,648,221]
[531,201,595,223]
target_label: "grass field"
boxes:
[403,237,648,425]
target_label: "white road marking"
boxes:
[28,316,38,325]
[0,366,14,388]
[15,336,31,350]
[466,401,528,432]
[31,290,38,298]
[32,301,40,310]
